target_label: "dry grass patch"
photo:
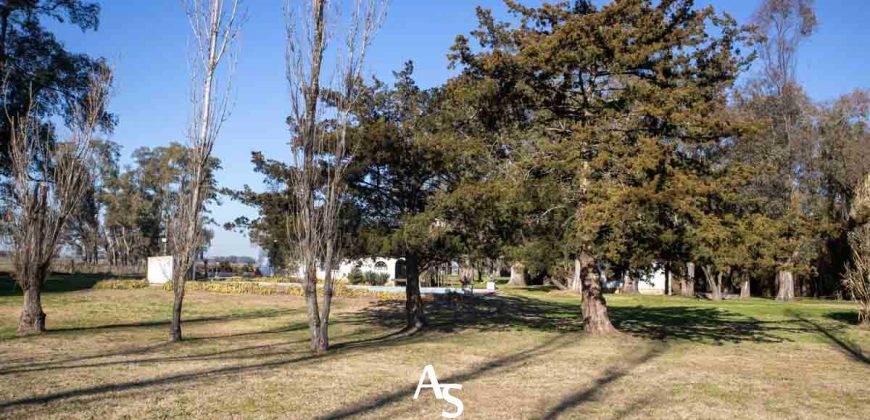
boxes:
[0,285,867,419]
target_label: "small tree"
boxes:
[845,175,870,326]
[844,225,870,326]
[169,0,242,342]
[5,67,111,334]
[285,0,386,351]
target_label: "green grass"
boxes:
[0,273,136,297]
[0,282,867,419]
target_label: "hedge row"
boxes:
[93,278,150,290]
[162,281,404,300]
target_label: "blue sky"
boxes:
[52,0,870,257]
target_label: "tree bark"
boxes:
[665,266,671,296]
[405,253,426,331]
[509,262,529,286]
[579,254,616,335]
[621,272,639,294]
[740,277,750,299]
[681,262,696,297]
[169,274,185,342]
[776,270,795,301]
[571,258,583,294]
[18,280,46,335]
[703,265,723,301]
[303,260,324,351]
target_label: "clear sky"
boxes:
[51,0,870,257]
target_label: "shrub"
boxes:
[348,266,364,284]
[93,278,149,290]
[362,271,389,286]
[163,280,403,300]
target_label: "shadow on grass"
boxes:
[0,273,119,296]
[0,322,312,376]
[792,315,869,365]
[316,334,575,420]
[49,308,300,334]
[343,293,791,344]
[824,310,865,326]
[538,344,666,420]
[0,323,429,412]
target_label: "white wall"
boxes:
[638,269,667,295]
[299,257,401,280]
[147,256,174,284]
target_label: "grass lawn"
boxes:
[0,278,868,419]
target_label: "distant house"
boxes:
[300,257,405,281]
[603,268,667,295]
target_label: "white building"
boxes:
[638,269,667,295]
[300,257,404,280]
[603,268,667,295]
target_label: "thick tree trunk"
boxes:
[621,272,639,294]
[665,267,671,296]
[776,270,795,302]
[579,254,616,335]
[509,262,529,286]
[860,308,870,327]
[740,278,751,299]
[681,262,696,297]
[405,253,426,331]
[18,282,46,335]
[703,266,723,301]
[571,258,583,294]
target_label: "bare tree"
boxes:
[4,67,111,334]
[285,0,386,352]
[169,0,242,342]
[845,174,870,326]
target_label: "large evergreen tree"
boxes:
[446,0,751,333]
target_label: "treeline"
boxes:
[0,1,227,336]
[67,142,219,267]
[235,0,870,338]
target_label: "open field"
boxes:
[0,277,868,419]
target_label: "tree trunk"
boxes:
[18,281,46,335]
[776,270,795,302]
[509,262,529,286]
[740,278,751,299]
[579,254,616,335]
[703,265,723,301]
[169,270,185,342]
[303,260,324,351]
[571,258,583,294]
[860,308,870,327]
[405,253,426,331]
[315,248,336,353]
[665,267,671,296]
[621,272,639,294]
[681,262,696,297]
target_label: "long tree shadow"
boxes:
[0,324,427,412]
[315,334,575,420]
[538,344,667,420]
[0,308,303,371]
[343,294,795,343]
[49,308,300,334]
[0,322,312,376]
[792,314,869,365]
[0,274,118,296]
[609,305,797,344]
